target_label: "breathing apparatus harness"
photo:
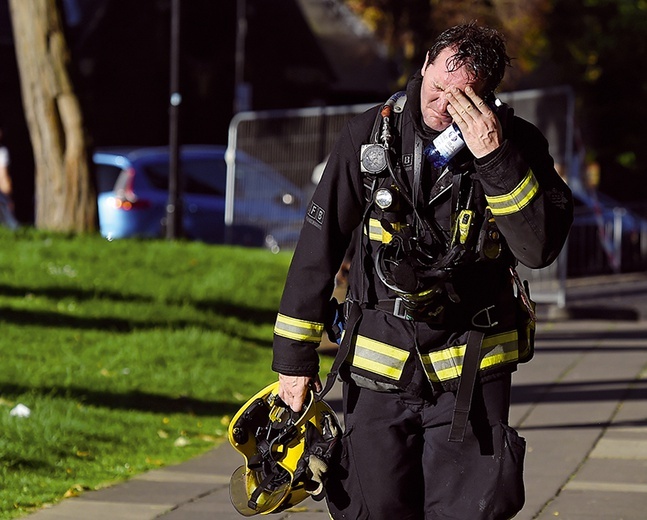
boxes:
[338,92,536,444]
[316,93,536,448]
[358,92,507,323]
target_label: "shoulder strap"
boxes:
[361,92,407,201]
[316,301,363,401]
[448,330,485,442]
[368,91,408,147]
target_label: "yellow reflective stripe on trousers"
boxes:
[420,330,519,382]
[349,335,410,380]
[274,313,324,343]
[486,169,539,216]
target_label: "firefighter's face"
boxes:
[420,47,484,132]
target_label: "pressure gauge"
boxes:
[360,143,387,175]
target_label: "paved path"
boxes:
[25,274,647,520]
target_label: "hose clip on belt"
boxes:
[448,330,485,443]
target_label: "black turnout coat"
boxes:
[272,72,573,396]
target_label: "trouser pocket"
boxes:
[488,422,526,520]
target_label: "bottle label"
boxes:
[433,124,465,160]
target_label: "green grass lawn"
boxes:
[0,227,331,518]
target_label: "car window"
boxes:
[142,158,226,196]
[236,160,296,200]
[95,164,123,193]
[184,158,227,195]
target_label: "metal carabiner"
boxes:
[471,305,499,328]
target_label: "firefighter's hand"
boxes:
[278,374,322,412]
[446,86,503,159]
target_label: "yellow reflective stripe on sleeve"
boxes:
[421,330,519,382]
[486,169,539,216]
[274,313,324,343]
[350,335,410,380]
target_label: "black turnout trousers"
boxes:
[324,374,526,520]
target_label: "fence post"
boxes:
[612,207,625,273]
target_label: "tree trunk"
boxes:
[9,0,96,232]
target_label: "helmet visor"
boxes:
[229,465,291,516]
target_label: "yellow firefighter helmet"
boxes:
[228,381,340,516]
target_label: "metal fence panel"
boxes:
[497,87,574,305]
[225,104,375,251]
[227,87,631,307]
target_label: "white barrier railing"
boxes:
[225,87,647,308]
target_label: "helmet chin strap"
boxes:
[246,468,286,511]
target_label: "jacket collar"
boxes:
[406,70,439,141]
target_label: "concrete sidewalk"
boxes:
[24,276,647,519]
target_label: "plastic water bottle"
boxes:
[424,97,502,168]
[423,124,465,168]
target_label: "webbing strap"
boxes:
[413,134,423,205]
[448,330,485,442]
[317,301,363,401]
[248,466,279,510]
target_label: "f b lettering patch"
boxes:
[306,202,326,229]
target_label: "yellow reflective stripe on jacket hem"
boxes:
[486,169,539,216]
[421,330,519,382]
[346,330,519,383]
[350,335,410,380]
[274,313,324,343]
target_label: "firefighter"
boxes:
[272,22,573,520]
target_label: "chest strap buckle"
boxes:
[373,298,411,320]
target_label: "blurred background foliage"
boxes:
[0,0,645,224]
[344,0,647,201]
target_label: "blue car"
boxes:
[93,145,307,250]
